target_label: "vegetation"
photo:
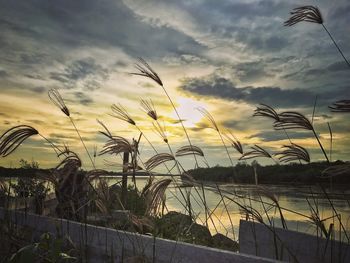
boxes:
[188,161,350,185]
[0,3,349,261]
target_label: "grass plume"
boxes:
[132,58,199,168]
[329,100,350,113]
[285,5,350,68]
[0,125,38,157]
[275,143,310,163]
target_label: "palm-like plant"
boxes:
[285,6,350,68]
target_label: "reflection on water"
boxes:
[103,176,350,241]
[5,176,350,241]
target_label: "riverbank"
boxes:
[188,161,350,185]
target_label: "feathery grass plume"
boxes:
[284,6,323,26]
[145,153,176,171]
[48,88,70,116]
[197,107,234,167]
[224,130,243,155]
[275,143,310,163]
[97,119,112,138]
[239,145,275,161]
[175,145,204,157]
[153,121,168,143]
[285,6,350,68]
[197,107,219,131]
[140,99,158,120]
[48,89,95,169]
[253,104,295,150]
[132,58,199,168]
[329,100,350,113]
[275,111,329,162]
[0,125,38,157]
[253,104,280,122]
[111,103,136,125]
[99,136,134,156]
[142,178,171,216]
[110,103,173,174]
[274,111,313,130]
[50,151,92,220]
[132,57,163,86]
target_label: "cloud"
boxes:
[234,61,274,82]
[248,131,313,142]
[179,76,318,107]
[30,86,46,93]
[50,58,109,90]
[0,70,8,78]
[180,75,350,109]
[73,91,94,105]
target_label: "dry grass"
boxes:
[284,6,323,26]
[175,145,204,157]
[111,103,136,125]
[0,125,38,157]
[329,100,350,113]
[144,153,176,171]
[239,145,274,162]
[275,143,310,163]
[224,130,243,155]
[48,88,70,117]
[140,99,158,121]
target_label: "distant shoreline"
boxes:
[1,161,350,186]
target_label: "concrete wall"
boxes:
[239,219,350,263]
[0,208,277,263]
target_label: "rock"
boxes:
[212,233,239,252]
[157,211,213,246]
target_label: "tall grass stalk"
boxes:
[132,58,199,168]
[285,5,350,68]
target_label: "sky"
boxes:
[0,0,349,171]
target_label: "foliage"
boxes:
[188,161,350,185]
[11,160,48,200]
[9,232,77,263]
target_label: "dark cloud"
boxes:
[30,86,46,93]
[282,60,350,82]
[234,61,274,82]
[180,75,350,108]
[0,70,8,78]
[326,61,349,72]
[0,0,204,58]
[179,76,317,107]
[50,58,109,90]
[73,91,94,105]
[247,131,313,142]
[24,74,45,80]
[20,53,47,64]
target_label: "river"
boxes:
[102,176,350,242]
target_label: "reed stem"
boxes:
[322,24,350,68]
